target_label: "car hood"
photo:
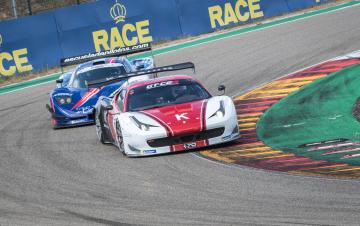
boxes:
[51,82,123,113]
[141,100,207,136]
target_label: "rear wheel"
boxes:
[116,121,126,156]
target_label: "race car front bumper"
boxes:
[123,125,240,157]
[46,104,95,129]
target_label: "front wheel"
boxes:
[116,121,126,156]
[95,112,107,144]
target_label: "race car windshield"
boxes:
[72,66,127,88]
[127,80,211,111]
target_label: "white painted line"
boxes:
[0,80,54,95]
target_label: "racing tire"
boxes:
[95,112,107,144]
[116,121,126,156]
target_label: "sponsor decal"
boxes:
[92,0,153,52]
[184,143,197,150]
[208,0,264,29]
[76,106,93,114]
[63,43,150,65]
[146,81,174,90]
[70,119,87,124]
[144,149,157,154]
[175,113,189,121]
[54,93,72,97]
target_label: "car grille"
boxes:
[147,127,225,148]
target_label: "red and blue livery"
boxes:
[46,44,154,129]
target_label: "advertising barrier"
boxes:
[0,0,333,78]
[176,0,290,35]
[55,0,182,57]
[0,12,62,77]
[286,0,331,11]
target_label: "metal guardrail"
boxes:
[0,0,93,21]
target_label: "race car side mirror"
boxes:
[105,105,113,111]
[218,85,226,95]
[56,79,63,84]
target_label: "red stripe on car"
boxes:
[71,88,99,110]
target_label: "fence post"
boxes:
[27,0,33,15]
[11,0,18,18]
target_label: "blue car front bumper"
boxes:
[46,104,95,129]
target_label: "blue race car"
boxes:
[46,44,154,129]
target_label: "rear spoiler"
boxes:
[60,43,152,67]
[87,62,195,88]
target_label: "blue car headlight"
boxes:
[55,96,72,105]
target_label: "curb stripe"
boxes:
[200,58,360,179]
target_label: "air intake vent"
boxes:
[93,61,105,66]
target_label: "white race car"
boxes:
[93,62,240,156]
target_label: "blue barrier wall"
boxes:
[55,0,182,57]
[286,0,331,11]
[176,0,290,36]
[0,0,332,78]
[0,12,62,77]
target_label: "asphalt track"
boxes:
[1,5,360,226]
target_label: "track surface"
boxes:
[1,5,360,226]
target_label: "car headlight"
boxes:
[130,116,157,131]
[66,97,72,104]
[55,96,72,105]
[216,110,224,118]
[210,100,225,119]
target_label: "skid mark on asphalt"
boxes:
[201,58,360,179]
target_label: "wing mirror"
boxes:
[45,104,52,113]
[56,79,63,84]
[105,105,113,111]
[218,85,226,95]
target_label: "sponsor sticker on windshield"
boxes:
[146,80,178,90]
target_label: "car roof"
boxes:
[76,57,128,72]
[127,75,197,90]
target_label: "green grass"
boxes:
[257,63,360,165]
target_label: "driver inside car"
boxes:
[172,85,188,101]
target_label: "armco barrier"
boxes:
[0,0,332,78]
